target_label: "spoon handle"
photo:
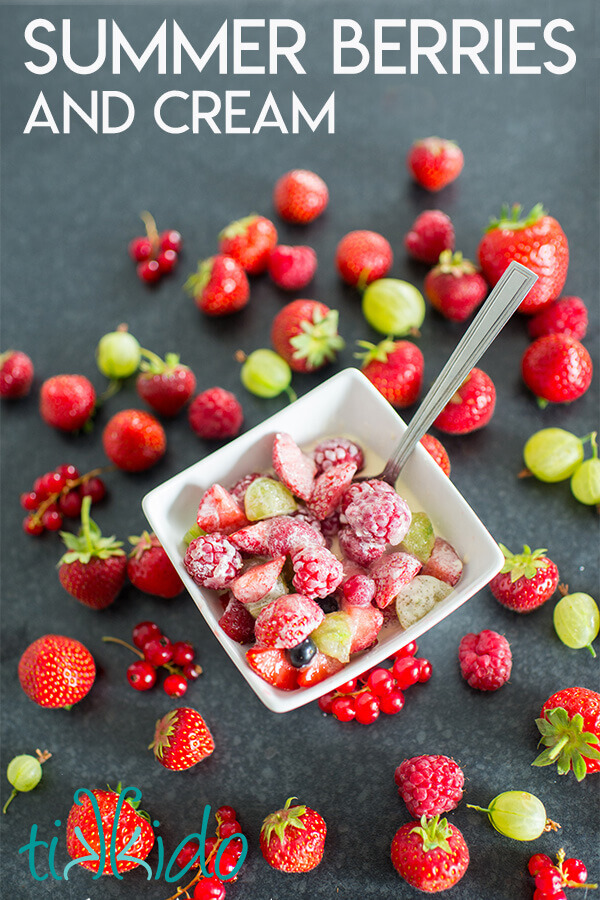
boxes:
[380,261,538,484]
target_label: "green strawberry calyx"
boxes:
[486,203,546,232]
[58,496,124,566]
[289,308,345,368]
[410,815,452,854]
[433,250,477,277]
[498,544,550,583]
[138,349,183,376]
[219,213,259,241]
[149,710,180,760]
[533,706,600,782]
[184,257,217,297]
[261,797,308,846]
[354,338,397,367]
[128,530,158,560]
[107,782,152,822]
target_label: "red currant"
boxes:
[416,658,433,683]
[331,696,356,722]
[55,463,79,481]
[318,691,336,714]
[218,821,240,839]
[336,678,358,694]
[533,890,566,900]
[562,858,587,883]
[157,249,178,273]
[20,491,40,510]
[32,476,49,500]
[172,641,195,666]
[126,660,157,691]
[392,657,421,689]
[39,471,65,494]
[392,640,418,658]
[535,867,563,892]
[41,508,63,531]
[132,621,163,650]
[226,838,244,860]
[215,850,239,879]
[216,805,237,822]
[193,875,226,900]
[59,489,83,518]
[367,667,395,697]
[137,258,162,283]
[183,662,203,681]
[529,854,554,876]
[354,691,380,725]
[163,673,188,698]
[204,836,218,859]
[129,236,153,261]
[80,476,106,503]
[23,515,44,535]
[378,688,405,715]
[160,229,183,252]
[176,839,200,870]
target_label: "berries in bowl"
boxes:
[142,368,503,713]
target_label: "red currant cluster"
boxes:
[317,642,432,725]
[171,805,246,900]
[129,211,182,284]
[21,465,106,536]
[105,621,202,699]
[529,849,597,899]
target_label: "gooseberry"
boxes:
[553,591,599,656]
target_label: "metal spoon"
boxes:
[364,260,538,486]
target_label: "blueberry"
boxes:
[318,595,338,614]
[287,637,317,668]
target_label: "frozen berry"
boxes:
[291,546,344,600]
[184,534,243,590]
[312,437,364,474]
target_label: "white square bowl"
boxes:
[142,367,503,714]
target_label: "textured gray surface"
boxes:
[1,2,599,898]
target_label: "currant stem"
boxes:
[140,210,160,253]
[162,829,226,900]
[29,466,108,526]
[101,636,144,659]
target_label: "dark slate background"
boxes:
[1,2,598,898]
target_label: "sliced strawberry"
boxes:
[369,552,423,608]
[340,602,384,653]
[421,538,463,586]
[229,520,272,555]
[230,557,286,604]
[196,484,249,534]
[272,432,317,501]
[218,595,256,643]
[246,646,298,690]
[308,461,358,520]
[254,593,325,648]
[267,516,325,557]
[296,651,345,686]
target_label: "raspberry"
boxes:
[341,479,411,545]
[292,506,325,540]
[340,574,376,607]
[183,534,243,590]
[394,755,465,818]
[229,472,262,505]
[291,546,344,600]
[268,245,317,291]
[528,296,588,341]
[458,630,512,691]
[312,437,365,474]
[404,210,455,264]
[338,526,386,567]
[321,511,341,543]
[188,387,243,440]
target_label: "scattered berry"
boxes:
[0,350,34,398]
[271,298,344,373]
[489,544,559,613]
[528,296,588,340]
[136,351,196,416]
[420,433,451,476]
[130,211,181,284]
[185,254,250,316]
[268,244,317,290]
[239,348,294,400]
[96,326,141,380]
[521,334,593,406]
[433,367,496,434]
[260,797,326,872]
[357,338,424,407]
[163,672,188,698]
[395,755,465,818]
[132,620,162,650]
[554,590,599,656]
[127,659,157,691]
[40,374,96,431]
[405,210,455,264]
[102,409,166,471]
[127,531,184,598]
[273,169,329,223]
[533,686,600,780]
[18,634,95,708]
[218,214,278,274]
[458,630,512,691]
[188,387,243,440]
[407,137,464,191]
[335,229,393,286]
[523,427,586,483]
[391,814,469,892]
[424,250,488,321]
[150,706,215,770]
[467,790,557,841]
[3,749,51,814]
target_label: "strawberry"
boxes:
[66,786,155,875]
[135,351,196,416]
[229,519,271,556]
[521,334,593,406]
[184,254,250,316]
[254,593,325,649]
[420,433,451,476]
[150,706,215,771]
[308,461,357,520]
[357,338,424,407]
[489,544,559,613]
[272,431,317,501]
[273,169,329,223]
[0,350,34,398]
[58,496,126,609]
[391,814,469,892]
[478,204,569,313]
[260,797,327,872]
[196,483,248,534]
[188,387,244,440]
[230,556,286,604]
[271,299,345,373]
[296,651,345,686]
[218,594,256,643]
[18,634,95,708]
[433,367,496,434]
[421,538,463,586]
[528,296,588,341]
[40,374,96,431]
[424,250,488,321]
[245,645,299,690]
[533,687,600,781]
[407,137,464,191]
[335,229,393,286]
[102,409,166,472]
[404,210,455,265]
[341,602,384,653]
[127,531,184,599]
[370,552,422,609]
[268,245,317,290]
[218,214,277,274]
